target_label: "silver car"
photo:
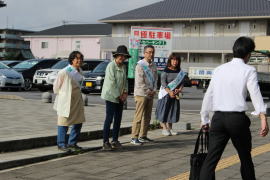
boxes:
[0,62,24,90]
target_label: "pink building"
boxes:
[23,24,112,59]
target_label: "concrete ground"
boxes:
[0,93,269,179]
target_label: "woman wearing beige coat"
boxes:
[53,51,85,152]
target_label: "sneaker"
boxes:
[138,137,154,143]
[68,144,83,152]
[130,138,143,145]
[103,142,112,151]
[162,129,172,136]
[111,141,122,149]
[169,129,179,136]
[57,146,71,153]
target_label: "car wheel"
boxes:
[81,89,90,94]
[38,87,50,92]
[24,78,33,91]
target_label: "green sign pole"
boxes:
[128,37,140,78]
[128,48,139,78]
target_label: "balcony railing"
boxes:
[0,34,23,40]
[100,36,240,52]
[0,43,29,49]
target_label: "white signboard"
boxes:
[130,26,173,70]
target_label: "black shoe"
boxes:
[138,137,154,143]
[102,142,112,151]
[58,146,71,152]
[68,144,83,152]
[111,141,122,149]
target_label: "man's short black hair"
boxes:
[233,37,255,59]
[143,45,155,53]
[68,51,84,65]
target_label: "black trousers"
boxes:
[199,112,256,180]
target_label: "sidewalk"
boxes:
[0,98,201,143]
[0,98,201,170]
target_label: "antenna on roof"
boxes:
[0,0,6,7]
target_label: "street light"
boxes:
[0,0,6,7]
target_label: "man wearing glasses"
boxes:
[131,45,158,145]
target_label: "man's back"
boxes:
[211,58,256,112]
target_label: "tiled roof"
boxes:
[101,0,270,22]
[26,24,112,36]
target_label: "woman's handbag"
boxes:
[189,128,209,180]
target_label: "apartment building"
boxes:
[100,0,270,65]
[0,29,34,60]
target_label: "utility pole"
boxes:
[0,0,6,7]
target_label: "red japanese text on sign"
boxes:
[164,32,171,39]
[149,31,156,39]
[141,31,148,38]
[157,32,163,39]
[134,31,140,36]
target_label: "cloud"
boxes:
[0,0,161,31]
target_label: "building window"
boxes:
[41,42,48,49]
[75,41,80,50]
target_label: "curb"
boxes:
[0,126,132,153]
[0,146,101,171]
[0,129,198,171]
[0,95,25,100]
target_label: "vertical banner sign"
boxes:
[128,37,140,78]
[129,26,173,74]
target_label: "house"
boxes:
[100,0,270,65]
[0,29,34,60]
[23,24,112,59]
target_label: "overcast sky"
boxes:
[0,0,161,31]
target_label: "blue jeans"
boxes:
[103,101,123,143]
[57,123,82,147]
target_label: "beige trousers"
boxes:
[131,96,154,138]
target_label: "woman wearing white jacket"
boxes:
[53,51,85,152]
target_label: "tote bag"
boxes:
[189,129,209,180]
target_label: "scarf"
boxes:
[65,65,83,87]
[158,70,186,99]
[138,60,155,89]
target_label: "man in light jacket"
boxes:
[130,45,158,145]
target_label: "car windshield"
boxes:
[0,62,9,69]
[51,60,69,69]
[13,60,39,69]
[92,62,109,73]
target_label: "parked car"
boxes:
[13,59,60,90]
[82,61,110,94]
[33,59,105,91]
[0,62,24,90]
[1,60,21,68]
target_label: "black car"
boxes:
[81,60,135,94]
[1,60,21,68]
[13,59,60,90]
[81,61,110,94]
